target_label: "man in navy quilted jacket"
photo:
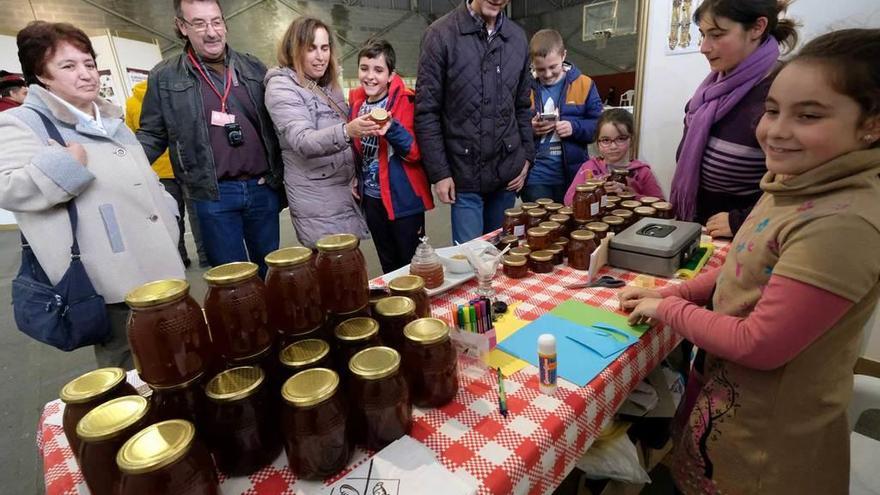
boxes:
[415,0,535,243]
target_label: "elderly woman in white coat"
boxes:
[264,16,384,248]
[0,22,184,367]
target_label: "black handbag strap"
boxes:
[22,108,82,258]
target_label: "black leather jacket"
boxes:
[136,45,282,201]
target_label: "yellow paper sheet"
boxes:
[484,302,531,376]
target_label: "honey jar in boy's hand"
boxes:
[369,108,390,125]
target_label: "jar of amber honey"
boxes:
[539,221,561,244]
[602,216,625,235]
[640,196,660,207]
[546,244,564,265]
[265,247,325,341]
[316,234,370,314]
[203,367,281,476]
[586,222,610,240]
[325,304,371,334]
[573,184,596,223]
[620,200,642,211]
[527,227,551,251]
[587,180,607,214]
[388,275,431,318]
[502,208,525,237]
[402,318,458,408]
[526,208,548,229]
[333,317,383,370]
[278,323,328,348]
[606,195,621,211]
[612,209,635,227]
[125,280,214,389]
[569,230,597,271]
[203,262,274,365]
[634,206,657,220]
[281,368,352,479]
[510,246,531,258]
[116,420,218,495]
[545,202,563,215]
[549,214,571,238]
[279,339,333,381]
[653,202,673,219]
[374,296,417,351]
[529,250,554,274]
[61,367,139,458]
[618,191,637,202]
[535,197,553,207]
[496,234,520,253]
[77,395,150,495]
[502,254,529,279]
[147,373,206,427]
[520,202,539,212]
[349,347,412,450]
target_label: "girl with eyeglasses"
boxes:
[563,108,664,205]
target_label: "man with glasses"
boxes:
[137,0,283,276]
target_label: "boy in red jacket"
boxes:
[349,39,434,274]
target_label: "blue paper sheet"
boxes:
[496,313,639,387]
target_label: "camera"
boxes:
[224,122,244,147]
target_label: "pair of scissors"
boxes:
[565,275,626,290]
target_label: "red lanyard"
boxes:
[187,50,233,113]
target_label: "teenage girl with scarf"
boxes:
[670,0,798,238]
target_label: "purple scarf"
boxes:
[670,37,780,221]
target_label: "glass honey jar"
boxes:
[203,262,274,365]
[546,244,564,265]
[620,200,642,211]
[569,230,597,271]
[617,191,637,202]
[409,236,444,290]
[77,395,150,495]
[539,221,561,244]
[502,208,526,238]
[203,367,282,476]
[325,304,371,335]
[374,296,417,351]
[388,275,431,318]
[278,323,328,348]
[606,195,621,211]
[265,247,325,340]
[61,367,139,458]
[554,236,569,253]
[634,206,658,220]
[640,196,661,207]
[496,234,520,253]
[526,227,551,251]
[586,221,610,240]
[401,318,458,408]
[520,202,539,212]
[608,166,631,187]
[602,216,626,235]
[535,197,553,207]
[509,246,531,258]
[549,214,571,239]
[586,180,607,214]
[573,184,598,223]
[279,339,333,382]
[116,420,218,495]
[653,201,674,219]
[526,208,548,229]
[502,254,529,279]
[125,280,214,389]
[349,347,412,450]
[612,208,635,227]
[545,202,563,215]
[529,250,554,274]
[316,234,370,314]
[281,368,352,479]
[147,372,206,428]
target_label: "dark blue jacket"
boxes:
[530,63,604,186]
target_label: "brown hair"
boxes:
[358,38,396,73]
[694,0,799,53]
[173,0,224,40]
[17,21,96,87]
[529,29,565,59]
[786,28,880,137]
[277,17,340,89]
[596,108,635,140]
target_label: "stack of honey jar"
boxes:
[57,233,460,494]
[498,181,674,278]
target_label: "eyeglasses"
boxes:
[177,17,226,33]
[597,136,631,147]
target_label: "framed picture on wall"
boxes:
[665,0,704,55]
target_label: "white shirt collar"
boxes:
[45,91,106,135]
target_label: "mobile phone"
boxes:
[539,112,558,122]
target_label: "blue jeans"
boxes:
[193,179,280,277]
[451,189,516,243]
[520,184,567,204]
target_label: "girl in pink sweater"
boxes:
[563,108,664,205]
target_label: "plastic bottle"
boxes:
[538,334,557,395]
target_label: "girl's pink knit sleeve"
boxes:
[657,266,720,305]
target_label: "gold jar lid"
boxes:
[527,227,550,238]
[606,195,620,202]
[316,233,359,252]
[634,206,657,216]
[570,229,596,242]
[60,368,127,404]
[335,303,369,318]
[535,198,553,206]
[116,419,195,475]
[586,179,606,187]
[388,275,425,293]
[549,214,570,224]
[504,208,523,217]
[546,244,563,254]
[502,254,528,267]
[203,262,259,285]
[575,184,591,192]
[280,339,330,369]
[529,250,554,262]
[499,234,519,245]
[621,200,642,209]
[374,296,416,317]
[77,395,149,442]
[640,196,660,205]
[521,243,531,250]
[265,246,313,267]
[654,201,673,211]
[618,191,637,200]
[527,208,547,218]
[369,107,390,123]
[602,216,624,226]
[509,246,531,257]
[539,221,560,231]
[205,366,264,402]
[282,368,340,408]
[612,208,633,218]
[403,318,450,345]
[520,202,539,210]
[349,346,401,380]
[555,236,569,246]
[545,202,563,212]
[150,372,204,392]
[559,206,574,216]
[125,280,189,308]
[335,317,380,341]
[586,222,610,233]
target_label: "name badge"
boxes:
[211,111,236,126]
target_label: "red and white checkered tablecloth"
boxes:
[38,240,729,495]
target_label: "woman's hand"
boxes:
[627,298,663,326]
[345,115,382,140]
[618,287,662,312]
[51,139,87,166]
